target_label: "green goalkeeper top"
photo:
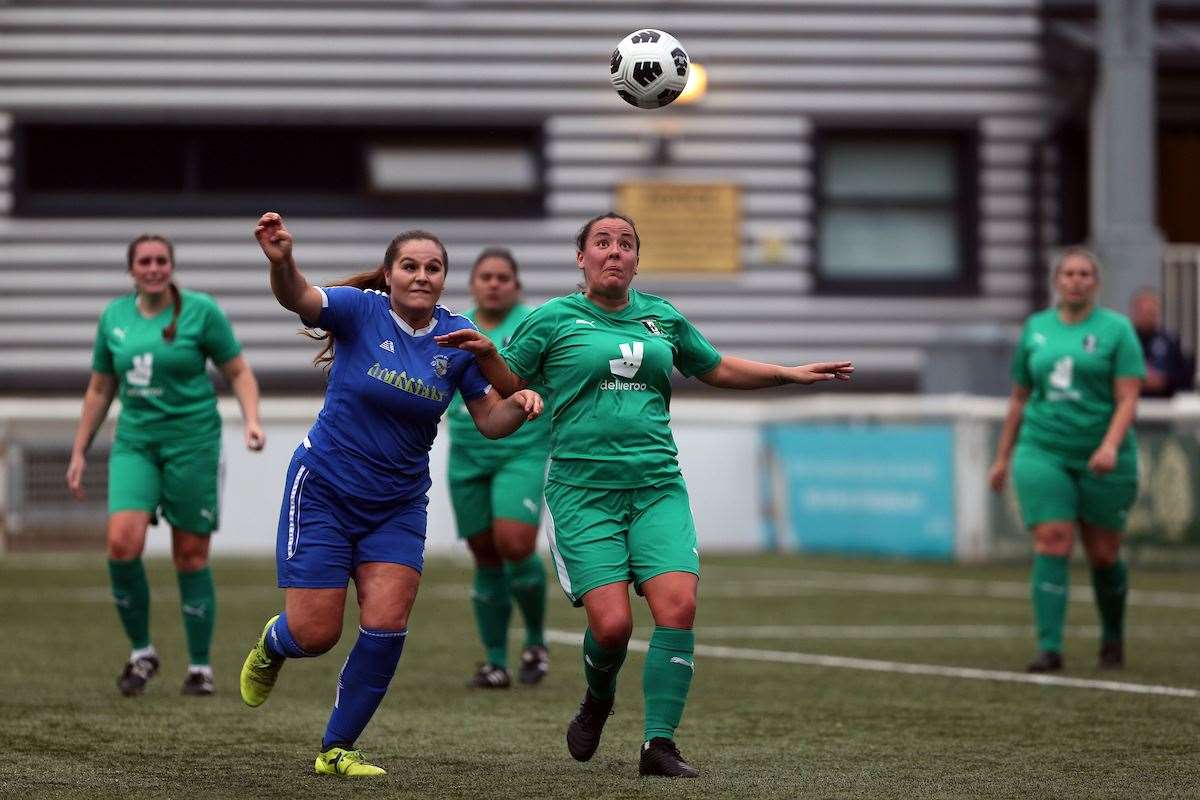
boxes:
[499,289,721,489]
[1011,307,1146,459]
[446,303,550,451]
[91,290,242,444]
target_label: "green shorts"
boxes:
[1011,440,1138,532]
[543,476,700,607]
[447,442,548,539]
[108,435,223,534]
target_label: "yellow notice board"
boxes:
[616,182,741,272]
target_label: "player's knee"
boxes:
[496,536,535,562]
[467,531,502,567]
[1033,524,1074,556]
[1083,538,1121,568]
[293,623,341,655]
[106,525,143,560]
[172,550,209,572]
[652,595,697,629]
[590,616,633,649]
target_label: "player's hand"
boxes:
[254,212,293,265]
[66,452,87,501]
[788,361,854,384]
[245,421,266,452]
[987,460,1009,492]
[435,329,498,359]
[509,389,543,421]
[1088,443,1118,475]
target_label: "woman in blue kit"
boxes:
[239,212,543,778]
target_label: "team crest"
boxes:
[430,354,450,378]
[640,318,662,336]
[1082,334,1097,353]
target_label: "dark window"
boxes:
[814,131,978,295]
[14,123,544,218]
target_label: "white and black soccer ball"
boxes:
[609,29,690,110]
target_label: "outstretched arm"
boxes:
[435,329,528,398]
[465,389,543,439]
[254,212,325,322]
[697,355,853,389]
[219,354,266,451]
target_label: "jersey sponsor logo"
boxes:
[430,354,450,378]
[366,362,447,402]
[575,319,596,327]
[125,352,164,396]
[379,339,395,353]
[640,318,662,336]
[126,352,153,387]
[1047,356,1082,401]
[603,342,649,391]
[609,342,643,379]
[1083,334,1097,353]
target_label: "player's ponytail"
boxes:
[305,231,449,370]
[162,282,181,343]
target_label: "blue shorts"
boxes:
[275,457,428,589]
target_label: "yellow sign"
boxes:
[616,182,740,272]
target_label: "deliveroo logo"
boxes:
[126,353,154,387]
[1049,356,1073,391]
[608,342,644,379]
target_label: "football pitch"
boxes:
[2,552,1198,800]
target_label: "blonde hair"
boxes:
[1053,246,1102,278]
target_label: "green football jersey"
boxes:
[446,304,550,451]
[91,290,242,444]
[1011,307,1146,457]
[500,290,722,489]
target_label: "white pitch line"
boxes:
[692,624,1200,640]
[700,569,1200,609]
[543,630,1200,699]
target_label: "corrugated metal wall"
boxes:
[0,1,1053,390]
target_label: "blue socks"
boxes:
[322,627,408,750]
[264,611,313,660]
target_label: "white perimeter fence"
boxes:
[2,394,1198,562]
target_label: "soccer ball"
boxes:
[609,29,690,110]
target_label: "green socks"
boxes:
[506,553,547,648]
[583,627,628,701]
[1091,561,1127,644]
[177,567,217,667]
[472,565,513,668]
[108,558,151,650]
[1032,554,1070,653]
[643,626,695,741]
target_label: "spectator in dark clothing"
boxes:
[1130,288,1193,398]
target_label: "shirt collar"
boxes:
[390,308,438,337]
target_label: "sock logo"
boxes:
[182,603,207,619]
[585,654,614,672]
[669,656,695,672]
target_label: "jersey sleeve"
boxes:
[1114,318,1148,380]
[91,311,114,375]
[1010,321,1033,387]
[312,286,373,342]
[500,305,554,383]
[201,298,243,365]
[671,309,722,378]
[458,358,491,402]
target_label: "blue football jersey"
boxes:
[296,286,491,500]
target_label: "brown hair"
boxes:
[127,234,181,343]
[575,212,640,253]
[307,230,448,369]
[470,247,521,288]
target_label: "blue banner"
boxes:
[762,423,956,559]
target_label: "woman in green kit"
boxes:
[446,248,551,689]
[66,234,266,697]
[438,213,853,778]
[989,247,1145,673]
